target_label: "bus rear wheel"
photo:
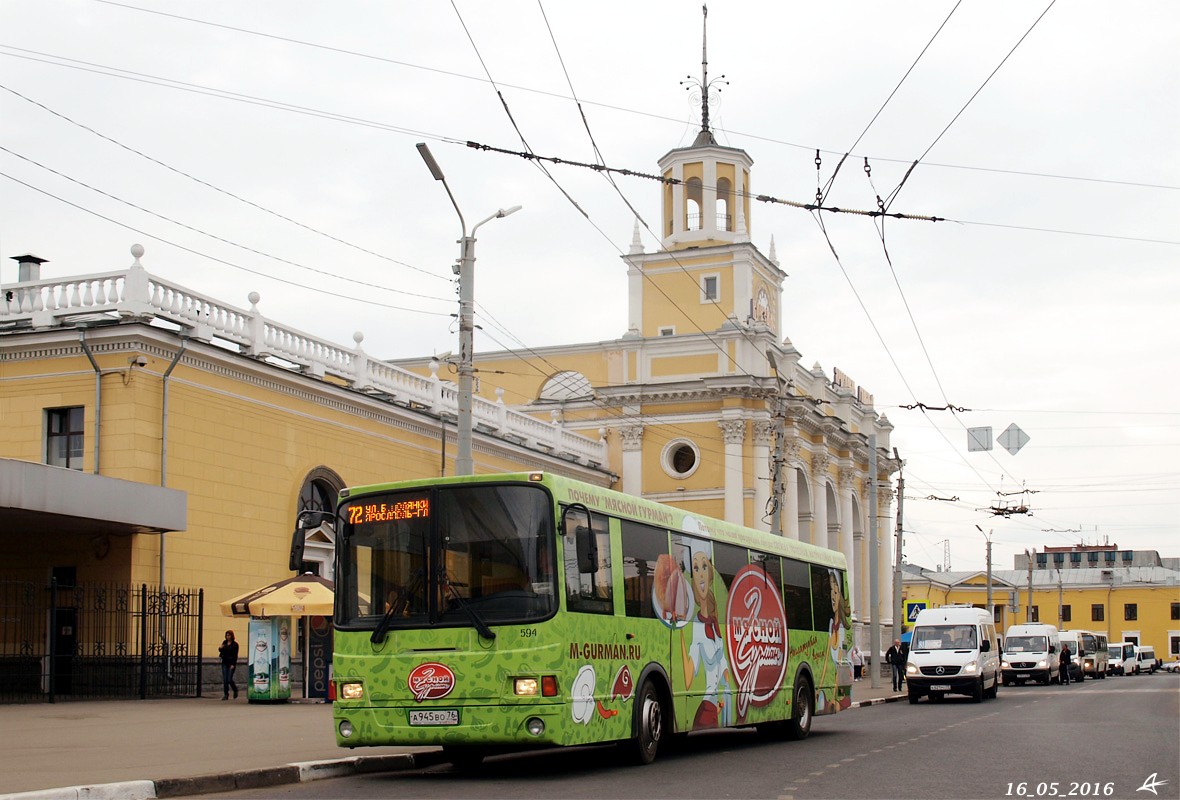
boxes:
[784,678,813,740]
[624,680,665,765]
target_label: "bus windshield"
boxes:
[913,624,978,650]
[337,483,556,629]
[1005,635,1046,653]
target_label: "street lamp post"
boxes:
[417,143,521,476]
[976,525,994,624]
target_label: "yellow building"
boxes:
[0,249,609,696]
[901,554,1180,662]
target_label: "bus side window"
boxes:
[781,557,812,631]
[563,508,613,615]
[621,520,667,618]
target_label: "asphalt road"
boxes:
[194,673,1180,800]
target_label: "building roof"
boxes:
[903,563,1180,589]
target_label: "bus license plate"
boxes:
[1017,673,1030,679]
[410,709,459,726]
[930,684,951,691]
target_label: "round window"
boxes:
[662,439,700,479]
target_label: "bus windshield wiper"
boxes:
[370,573,420,645]
[441,569,496,641]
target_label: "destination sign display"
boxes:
[348,496,430,525]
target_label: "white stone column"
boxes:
[620,425,644,497]
[838,466,857,616]
[878,485,895,633]
[853,530,865,623]
[785,441,801,540]
[719,417,746,526]
[810,451,831,547]
[703,159,718,238]
[752,420,774,533]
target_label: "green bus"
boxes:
[327,471,853,767]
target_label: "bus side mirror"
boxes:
[1049,644,1057,653]
[289,522,308,572]
[561,502,598,574]
[981,639,991,652]
[575,525,598,574]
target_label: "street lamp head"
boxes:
[497,205,523,218]
[416,143,446,181]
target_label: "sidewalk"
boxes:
[1,681,904,799]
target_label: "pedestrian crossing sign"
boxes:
[906,601,927,622]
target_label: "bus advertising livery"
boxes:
[327,471,852,767]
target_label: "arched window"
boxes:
[538,370,593,402]
[685,177,704,230]
[296,467,344,579]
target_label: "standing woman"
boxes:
[219,630,240,700]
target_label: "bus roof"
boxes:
[341,471,848,571]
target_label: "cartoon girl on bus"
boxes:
[678,536,733,729]
[816,568,852,712]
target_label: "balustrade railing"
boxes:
[1,247,606,467]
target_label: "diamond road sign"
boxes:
[998,424,1030,455]
[968,427,992,452]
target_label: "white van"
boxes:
[1058,630,1106,681]
[1128,645,1157,675]
[1002,623,1060,685]
[906,605,1001,703]
[1108,642,1134,675]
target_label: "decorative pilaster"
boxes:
[718,418,746,525]
[838,466,857,617]
[620,425,644,497]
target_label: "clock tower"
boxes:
[622,10,784,340]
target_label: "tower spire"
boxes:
[700,4,711,139]
[682,4,727,147]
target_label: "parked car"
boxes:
[1160,659,1180,673]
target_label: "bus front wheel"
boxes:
[624,680,665,765]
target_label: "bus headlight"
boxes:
[514,678,539,696]
[1036,659,1048,669]
[340,682,365,700]
[1001,660,1011,669]
[526,717,545,736]
[906,663,918,675]
[962,661,977,674]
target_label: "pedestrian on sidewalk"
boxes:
[1059,643,1072,686]
[886,638,906,692]
[219,629,240,700]
[851,646,864,681]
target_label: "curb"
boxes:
[3,695,901,799]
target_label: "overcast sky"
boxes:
[2,1,1177,574]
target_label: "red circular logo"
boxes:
[725,565,789,715]
[407,662,456,702]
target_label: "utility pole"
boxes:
[868,435,880,689]
[767,352,788,537]
[1026,550,1034,623]
[892,448,905,649]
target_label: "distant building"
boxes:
[1015,543,1170,571]
[901,555,1180,661]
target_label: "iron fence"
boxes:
[0,579,204,703]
